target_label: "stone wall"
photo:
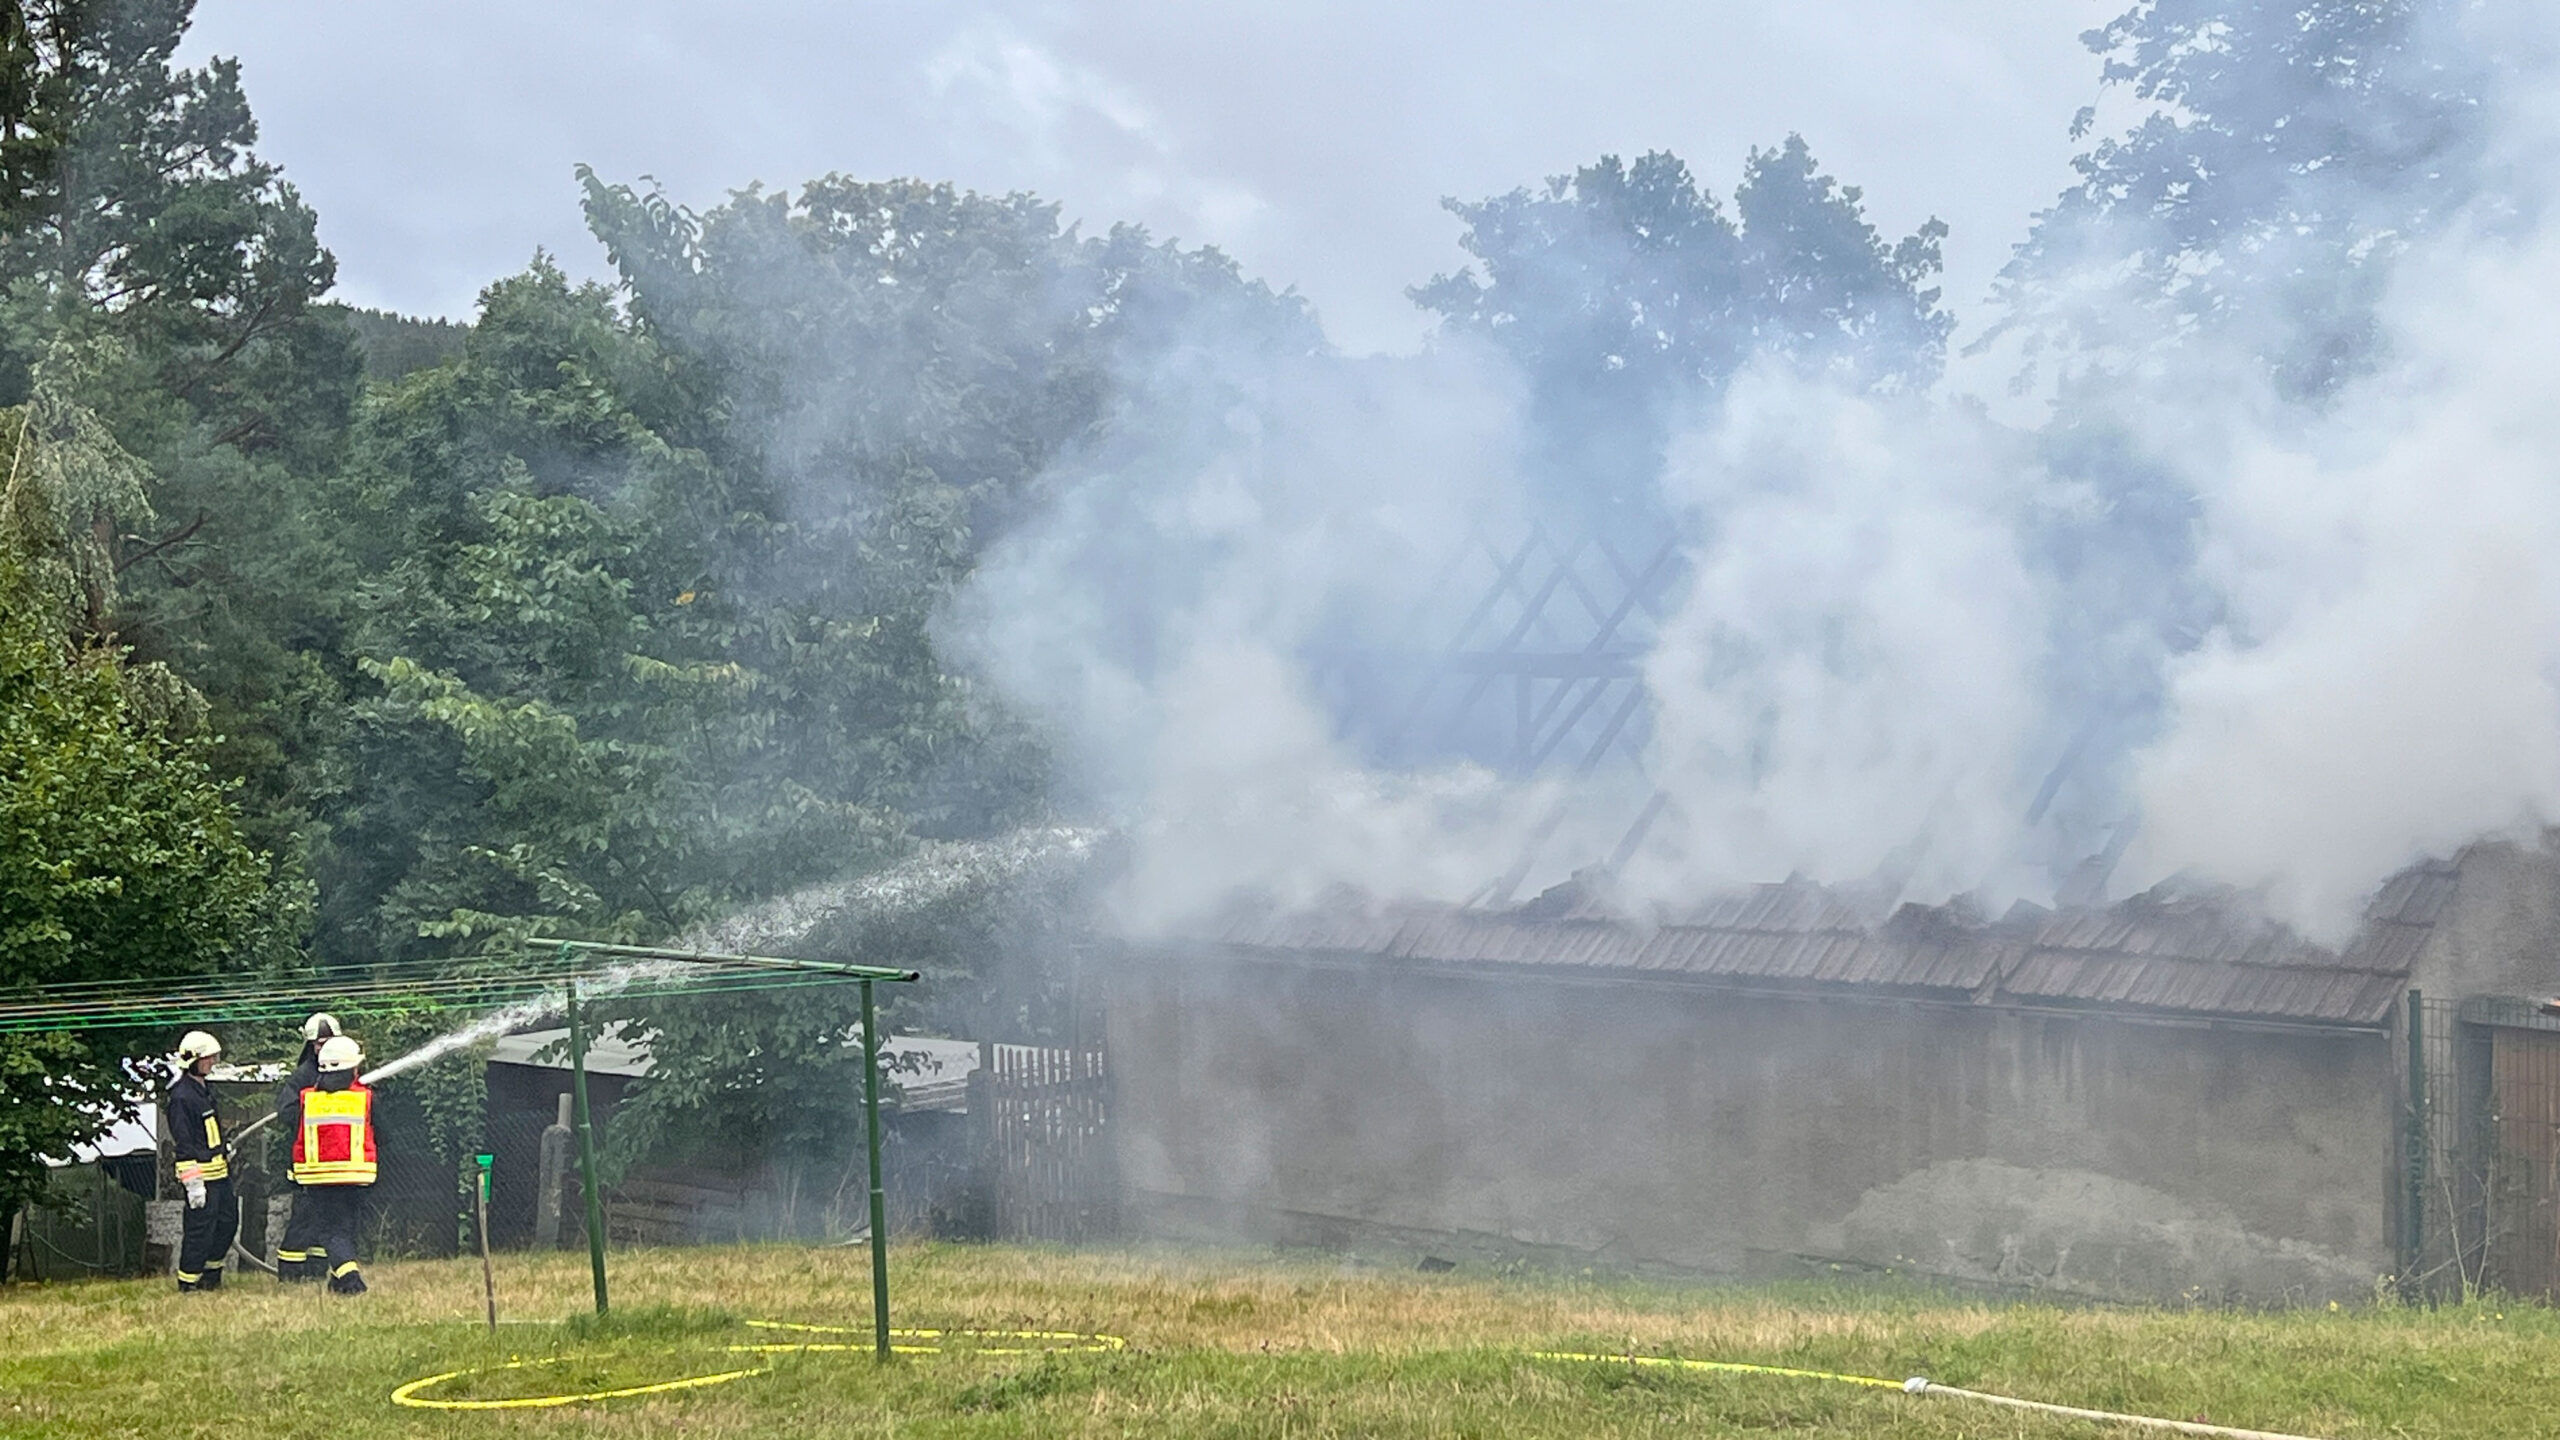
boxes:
[1108,954,2396,1302]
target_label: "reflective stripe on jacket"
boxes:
[289,1083,377,1185]
[168,1073,230,1181]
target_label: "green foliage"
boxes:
[596,984,889,1204]
[554,175,1312,1164]
[1992,0,2484,399]
[0,0,2471,1223]
[319,260,919,964]
[579,170,1321,589]
[337,304,468,384]
[0,2,343,424]
[0,325,301,1218]
[0,547,289,1216]
[12,1246,2560,1435]
[0,336,149,629]
[1419,143,1950,392]
[0,2,363,901]
[0,4,333,1212]
[311,178,1310,974]
[561,1301,738,1343]
[1413,141,1949,523]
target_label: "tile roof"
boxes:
[1187,860,2458,1027]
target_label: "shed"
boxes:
[1108,843,2560,1302]
[478,1030,983,1246]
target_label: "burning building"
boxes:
[1105,841,2560,1303]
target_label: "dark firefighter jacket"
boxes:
[274,1043,320,1132]
[168,1071,230,1182]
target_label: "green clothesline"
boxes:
[0,941,913,1035]
[1,934,918,1359]
[0,970,899,1034]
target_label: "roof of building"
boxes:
[485,1029,986,1112]
[1184,860,2459,1028]
[55,1110,155,1166]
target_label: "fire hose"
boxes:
[390,1320,1128,1409]
[218,1108,285,1276]
[211,1048,2326,1434]
[1530,1351,2335,1440]
[380,1318,2335,1435]
[213,1076,2326,1435]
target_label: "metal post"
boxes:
[567,952,609,1315]
[2404,988,2427,1288]
[474,1152,497,1331]
[863,977,889,1361]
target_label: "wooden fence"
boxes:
[973,1042,1115,1242]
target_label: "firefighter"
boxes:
[167,1030,237,1293]
[284,1033,376,1295]
[272,1012,340,1281]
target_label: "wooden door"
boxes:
[2488,1028,2560,1298]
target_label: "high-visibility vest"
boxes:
[290,1083,378,1186]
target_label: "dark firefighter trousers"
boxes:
[177,1177,237,1290]
[278,1181,329,1280]
[299,1184,368,1290]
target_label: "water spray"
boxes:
[1,823,1102,1304]
[687,825,1108,955]
[218,961,677,1147]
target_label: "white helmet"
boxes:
[301,1012,341,1042]
[175,1031,222,1067]
[317,1035,364,1074]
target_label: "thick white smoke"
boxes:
[1630,377,2052,913]
[953,3,2560,943]
[951,341,1627,931]
[2121,229,2560,939]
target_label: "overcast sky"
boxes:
[182,1,2105,356]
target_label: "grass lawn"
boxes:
[3,1241,2555,1437]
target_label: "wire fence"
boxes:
[2400,994,2560,1302]
[9,1042,1111,1281]
[8,1162,148,1279]
[2403,995,2472,1296]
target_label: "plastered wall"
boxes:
[1110,955,2396,1302]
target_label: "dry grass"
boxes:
[4,1240,2556,1437]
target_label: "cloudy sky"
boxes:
[183,1,2104,356]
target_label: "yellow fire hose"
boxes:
[391,1321,2334,1435]
[389,1320,1126,1410]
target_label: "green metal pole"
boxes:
[2404,988,2427,1290]
[474,1152,497,1332]
[863,977,890,1361]
[567,952,609,1316]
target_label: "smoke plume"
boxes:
[949,1,2560,944]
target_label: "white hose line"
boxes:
[1908,1378,2332,1440]
[1541,1353,2333,1440]
[222,1114,281,1276]
[226,1207,277,1276]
